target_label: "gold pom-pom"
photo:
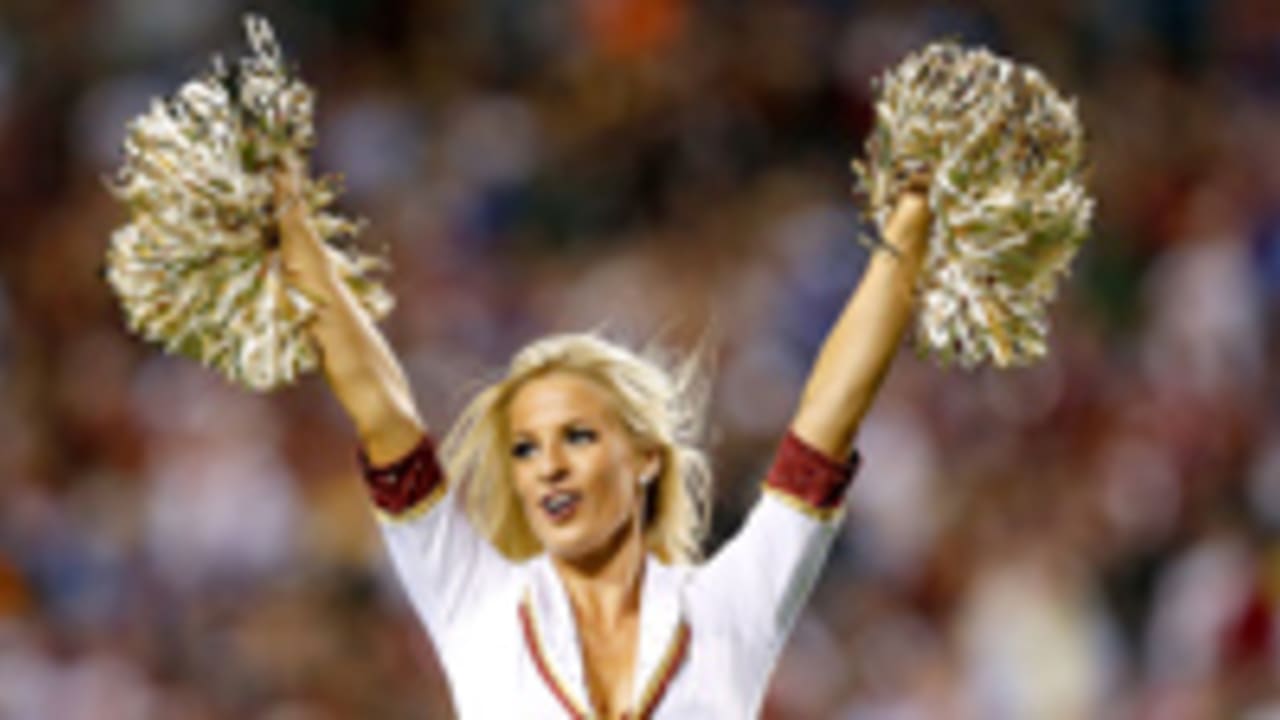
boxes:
[853,41,1094,368]
[106,14,392,391]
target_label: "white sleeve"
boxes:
[690,432,857,667]
[360,436,519,647]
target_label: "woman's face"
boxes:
[506,371,654,563]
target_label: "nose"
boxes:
[536,442,569,485]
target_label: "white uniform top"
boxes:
[362,432,857,719]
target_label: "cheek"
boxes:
[510,468,538,511]
[595,457,639,516]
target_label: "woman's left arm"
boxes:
[789,190,932,458]
[687,191,934,699]
[689,194,933,704]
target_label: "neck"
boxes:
[551,518,646,627]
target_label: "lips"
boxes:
[540,490,581,523]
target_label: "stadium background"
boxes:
[0,0,1277,716]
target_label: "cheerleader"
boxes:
[274,160,931,718]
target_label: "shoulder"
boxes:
[438,555,533,660]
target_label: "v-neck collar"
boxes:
[519,554,691,719]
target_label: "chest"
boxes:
[578,616,639,719]
[445,599,765,719]
[442,559,771,718]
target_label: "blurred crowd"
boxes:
[0,0,1278,717]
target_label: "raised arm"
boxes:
[688,191,933,705]
[273,158,423,464]
[790,190,931,458]
[274,159,519,644]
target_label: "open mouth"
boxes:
[540,490,581,523]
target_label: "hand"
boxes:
[884,187,931,257]
[880,178,932,302]
[272,155,339,302]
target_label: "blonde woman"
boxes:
[275,163,931,718]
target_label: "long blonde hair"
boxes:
[440,333,712,564]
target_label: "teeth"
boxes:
[543,492,575,514]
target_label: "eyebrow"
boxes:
[509,416,593,438]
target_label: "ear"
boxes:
[639,450,662,486]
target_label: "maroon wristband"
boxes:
[358,435,445,515]
[765,431,859,514]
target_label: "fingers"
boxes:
[890,161,931,215]
[901,169,931,196]
[271,153,307,220]
[888,191,931,233]
[882,190,932,263]
[278,255,330,311]
[269,154,340,301]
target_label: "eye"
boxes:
[565,426,597,445]
[511,439,537,460]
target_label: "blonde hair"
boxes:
[440,332,712,564]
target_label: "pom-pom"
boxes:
[853,41,1093,368]
[106,14,392,391]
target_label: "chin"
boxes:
[538,517,637,567]
[539,529,597,561]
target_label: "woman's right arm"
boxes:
[273,159,515,639]
[274,158,423,465]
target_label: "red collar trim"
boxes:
[518,593,591,720]
[629,620,690,720]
